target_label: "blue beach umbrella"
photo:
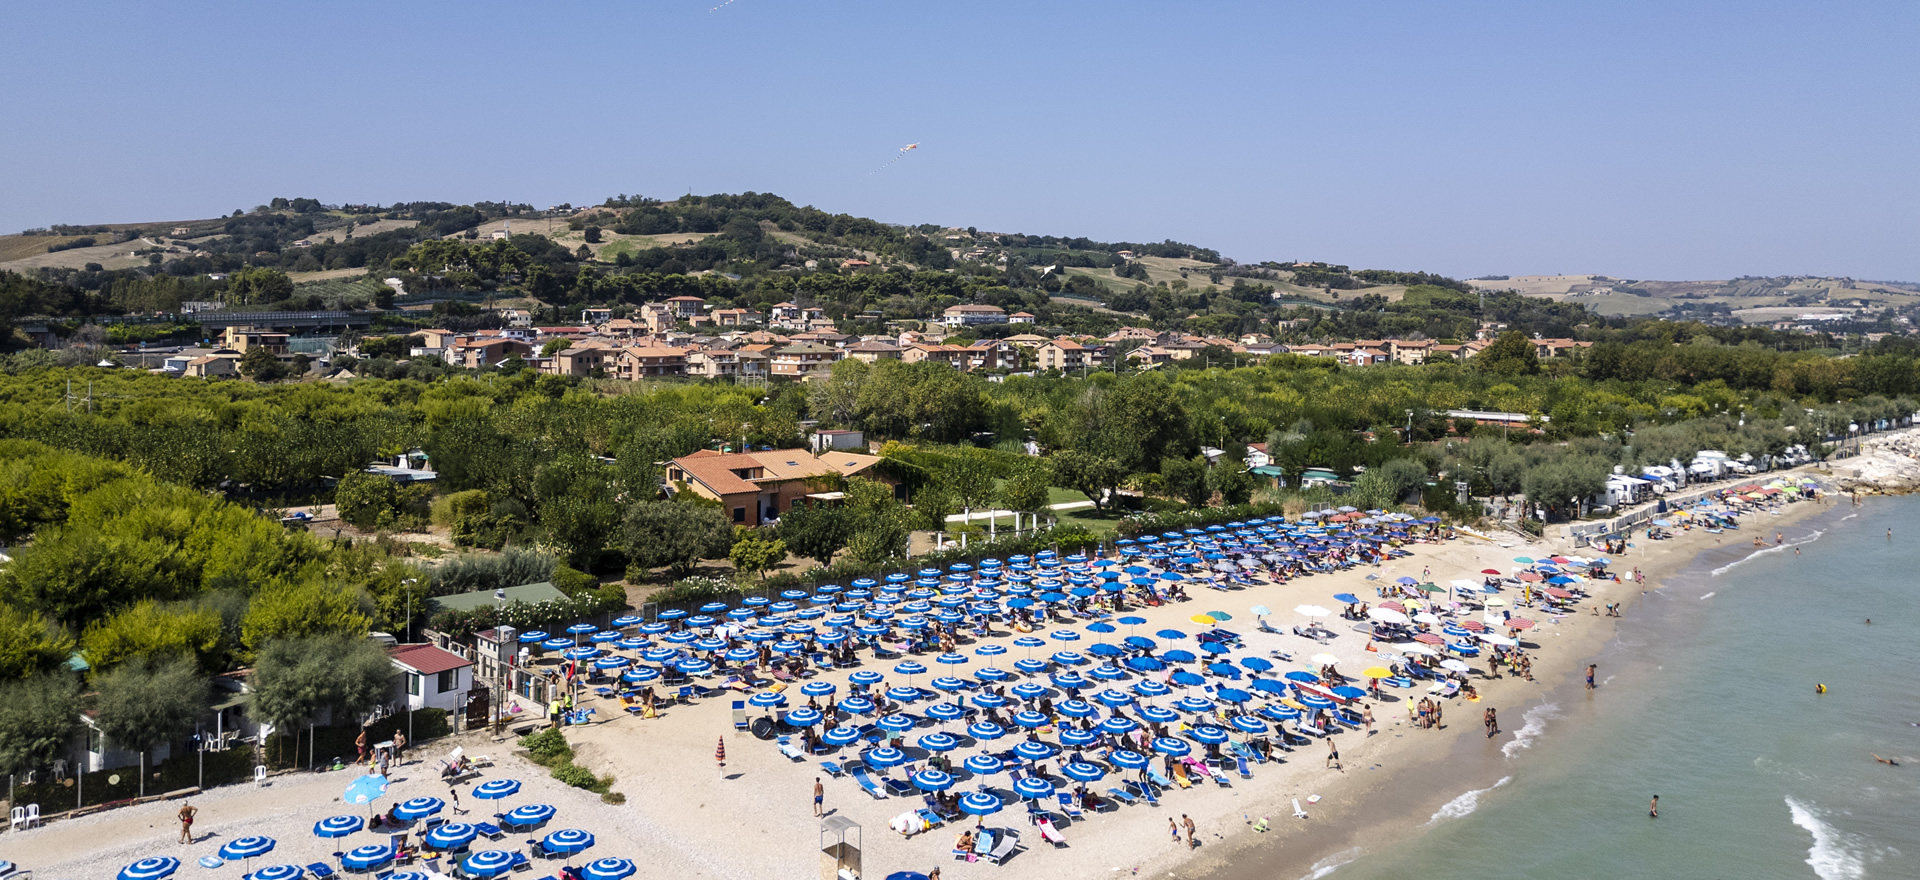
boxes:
[541,829,596,856]
[1151,737,1191,756]
[342,842,397,871]
[1012,740,1057,761]
[911,769,955,791]
[219,836,277,862]
[918,732,960,752]
[925,702,965,722]
[822,726,863,747]
[117,858,180,880]
[786,707,825,727]
[1011,710,1050,728]
[1108,749,1150,769]
[421,820,479,852]
[1059,727,1099,747]
[970,692,1009,710]
[863,747,908,768]
[974,666,1011,682]
[1009,682,1048,700]
[964,753,1005,775]
[1139,705,1180,725]
[877,713,917,732]
[248,867,305,880]
[1099,717,1139,736]
[1056,699,1097,718]
[1061,761,1106,783]
[343,774,389,808]
[1014,776,1056,800]
[313,815,364,838]
[393,798,444,822]
[581,858,637,880]
[968,721,1007,741]
[959,792,1003,816]
[460,851,516,878]
[1188,725,1230,745]
[500,804,556,829]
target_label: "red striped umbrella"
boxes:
[1544,588,1575,599]
[1381,601,1407,613]
[1459,620,1487,632]
[1479,569,1501,575]
[1412,632,1446,645]
[1517,572,1544,582]
[1506,619,1536,630]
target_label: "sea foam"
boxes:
[1297,848,1362,880]
[1502,703,1559,759]
[1786,795,1866,880]
[1711,529,1824,577]
[1427,776,1511,824]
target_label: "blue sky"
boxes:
[3,1,1915,280]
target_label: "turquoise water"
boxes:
[1322,496,1920,880]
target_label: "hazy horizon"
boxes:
[3,1,1914,281]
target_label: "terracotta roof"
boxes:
[672,448,882,496]
[389,643,471,675]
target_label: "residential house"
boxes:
[1036,338,1089,372]
[712,308,763,327]
[600,318,648,338]
[1342,348,1391,366]
[845,340,904,363]
[638,303,677,332]
[902,343,971,370]
[580,307,613,325]
[1103,326,1161,344]
[182,354,238,378]
[811,429,866,453]
[665,447,890,525]
[664,295,706,318]
[389,643,473,714]
[1009,311,1036,325]
[1127,346,1174,367]
[1533,338,1592,359]
[615,344,688,379]
[447,338,533,369]
[940,303,1008,327]
[222,326,289,354]
[1004,333,1051,349]
[769,302,802,325]
[964,339,1020,371]
[543,339,620,377]
[771,342,841,380]
[498,308,533,328]
[1383,339,1431,365]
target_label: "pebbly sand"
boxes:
[5,457,1891,880]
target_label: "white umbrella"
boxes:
[1367,608,1410,624]
[1310,653,1342,667]
[1439,659,1471,673]
[1295,605,1331,618]
[1450,579,1481,592]
[1412,612,1440,625]
[1478,634,1517,647]
[1483,598,1508,608]
[1395,643,1439,657]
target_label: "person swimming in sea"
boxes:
[1649,795,1659,817]
[1873,754,1899,766]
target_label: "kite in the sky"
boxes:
[869,143,920,175]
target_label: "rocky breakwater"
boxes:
[1829,430,1920,494]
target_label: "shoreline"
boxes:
[1190,480,1861,880]
[8,453,1911,880]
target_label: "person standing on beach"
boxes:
[1485,707,1499,737]
[1326,736,1341,770]
[178,801,197,843]
[393,730,406,764]
[356,727,369,764]
[1182,814,1197,849]
[1362,704,1374,736]
[1170,817,1181,843]
[813,777,824,817]
[1586,664,1597,691]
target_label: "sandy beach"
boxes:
[5,455,1892,880]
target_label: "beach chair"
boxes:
[918,794,952,826]
[306,864,336,879]
[676,686,696,703]
[821,760,845,778]
[509,850,532,871]
[1104,786,1138,806]
[880,775,916,798]
[985,828,1022,864]
[474,822,505,840]
[776,736,806,761]
[1146,768,1174,789]
[1124,779,1160,806]
[1053,791,1083,819]
[848,767,889,799]
[1236,756,1253,779]
[732,700,749,731]
[1035,815,1068,847]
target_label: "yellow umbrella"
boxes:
[1362,666,1393,679]
[1484,598,1508,607]
[1189,614,1217,625]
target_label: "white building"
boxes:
[389,643,473,713]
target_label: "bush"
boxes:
[551,565,599,597]
[551,763,599,789]
[429,549,558,597]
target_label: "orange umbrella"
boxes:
[715,737,726,767]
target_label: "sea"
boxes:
[1310,495,1920,880]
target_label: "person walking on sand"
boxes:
[1169,817,1181,843]
[813,777,825,816]
[1182,814,1197,850]
[1486,707,1499,738]
[1586,664,1597,691]
[1362,704,1374,736]
[1326,736,1341,770]
[178,801,197,843]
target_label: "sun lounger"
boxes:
[1181,756,1214,778]
[1054,791,1083,819]
[952,828,994,862]
[1104,786,1138,806]
[985,828,1022,864]
[1146,768,1174,789]
[1035,816,1068,847]
[1236,756,1253,778]
[474,822,505,840]
[849,766,889,799]
[305,864,335,879]
[1171,762,1192,788]
[1124,779,1160,806]
[777,736,806,761]
[821,761,845,778]
[732,701,749,730]
[1292,798,1309,819]
[880,775,916,797]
